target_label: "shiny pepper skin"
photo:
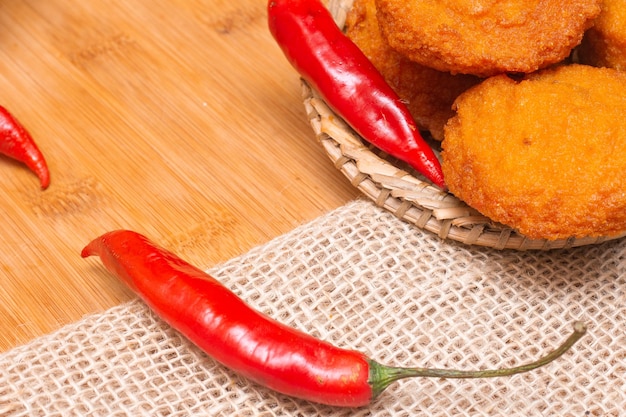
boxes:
[82,230,586,408]
[0,105,49,189]
[267,0,446,188]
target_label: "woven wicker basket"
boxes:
[301,0,625,250]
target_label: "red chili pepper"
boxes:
[0,105,50,189]
[82,230,586,408]
[268,0,446,189]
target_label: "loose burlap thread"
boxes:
[1,199,625,416]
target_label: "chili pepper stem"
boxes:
[368,321,587,400]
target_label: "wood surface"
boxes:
[0,0,358,352]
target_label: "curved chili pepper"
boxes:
[0,105,50,189]
[82,230,586,408]
[268,0,445,189]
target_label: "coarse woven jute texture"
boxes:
[1,199,625,416]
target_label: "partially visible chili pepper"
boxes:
[267,0,445,189]
[82,230,586,408]
[0,105,49,189]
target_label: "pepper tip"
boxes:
[81,241,98,258]
[39,175,50,190]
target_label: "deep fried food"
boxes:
[578,0,626,70]
[375,0,602,77]
[441,64,626,240]
[344,0,480,140]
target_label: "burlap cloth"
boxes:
[1,199,625,416]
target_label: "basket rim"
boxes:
[302,0,625,250]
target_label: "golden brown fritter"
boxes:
[441,64,626,240]
[344,0,480,140]
[375,0,602,77]
[578,0,626,70]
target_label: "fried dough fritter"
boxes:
[441,64,626,240]
[375,0,602,77]
[578,0,626,70]
[344,0,480,140]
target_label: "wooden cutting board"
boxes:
[0,0,358,352]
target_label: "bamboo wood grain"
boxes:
[0,0,358,352]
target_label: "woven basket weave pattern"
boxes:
[308,0,624,250]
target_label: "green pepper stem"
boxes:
[369,321,587,400]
